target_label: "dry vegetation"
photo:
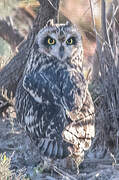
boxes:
[91,0,119,153]
[0,153,27,179]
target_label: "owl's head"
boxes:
[36,20,83,62]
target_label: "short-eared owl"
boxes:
[15,20,95,164]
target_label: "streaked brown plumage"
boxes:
[15,20,95,167]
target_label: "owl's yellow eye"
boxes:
[66,37,76,45]
[48,38,56,45]
[66,38,73,45]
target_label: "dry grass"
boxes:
[91,0,119,157]
[0,153,14,179]
[0,152,28,180]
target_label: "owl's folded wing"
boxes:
[23,68,88,120]
[23,71,61,103]
[61,71,87,120]
[62,90,95,150]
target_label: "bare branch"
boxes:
[0,18,24,51]
[89,0,97,36]
[101,0,108,42]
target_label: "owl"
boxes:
[15,20,95,166]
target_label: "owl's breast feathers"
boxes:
[20,62,95,159]
[23,62,87,119]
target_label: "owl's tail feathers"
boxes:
[36,138,71,159]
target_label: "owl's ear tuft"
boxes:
[65,21,77,29]
[46,19,54,27]
[65,21,73,27]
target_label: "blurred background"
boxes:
[0,0,112,69]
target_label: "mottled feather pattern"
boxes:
[23,61,86,112]
[15,21,95,162]
[62,90,95,164]
[62,91,95,147]
[16,76,72,159]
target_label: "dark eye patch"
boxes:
[43,36,56,47]
[66,36,77,45]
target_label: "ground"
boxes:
[0,108,119,180]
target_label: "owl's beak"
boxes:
[59,46,64,59]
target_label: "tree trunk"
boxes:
[0,7,35,51]
[0,0,60,106]
[0,18,24,52]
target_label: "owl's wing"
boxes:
[60,70,87,120]
[23,71,61,103]
[22,71,72,159]
[62,90,95,151]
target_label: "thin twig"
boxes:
[81,0,100,19]
[53,166,77,180]
[89,0,97,36]
[107,6,119,32]
[101,0,108,42]
[101,0,114,59]
[47,0,58,11]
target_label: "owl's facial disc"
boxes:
[59,45,64,59]
[58,36,77,59]
[42,34,78,60]
[37,23,82,61]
